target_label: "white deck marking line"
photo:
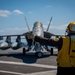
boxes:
[0,70,25,75]
[0,60,57,69]
[0,70,57,75]
[25,70,57,75]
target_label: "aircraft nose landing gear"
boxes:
[35,52,43,58]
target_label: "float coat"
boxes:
[57,36,75,67]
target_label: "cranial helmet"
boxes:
[66,22,75,35]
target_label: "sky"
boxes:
[0,0,75,36]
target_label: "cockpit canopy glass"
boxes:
[34,22,43,27]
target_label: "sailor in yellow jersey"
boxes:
[26,22,75,75]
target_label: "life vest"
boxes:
[57,35,75,67]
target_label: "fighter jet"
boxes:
[0,17,59,57]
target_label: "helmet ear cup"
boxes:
[66,27,70,35]
[67,29,69,34]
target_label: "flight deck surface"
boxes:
[0,48,57,75]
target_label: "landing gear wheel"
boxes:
[51,48,53,55]
[23,48,26,55]
[36,52,43,58]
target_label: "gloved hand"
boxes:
[25,32,35,40]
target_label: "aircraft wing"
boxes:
[44,32,55,38]
[0,31,33,50]
[44,31,64,38]
[0,34,23,40]
[0,31,32,40]
[0,34,23,37]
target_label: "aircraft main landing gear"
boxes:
[46,47,53,55]
[51,48,53,55]
[23,48,26,55]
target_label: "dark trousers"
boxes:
[57,66,75,75]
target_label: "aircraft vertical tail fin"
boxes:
[24,16,30,32]
[46,16,53,32]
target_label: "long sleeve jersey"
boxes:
[34,36,63,51]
